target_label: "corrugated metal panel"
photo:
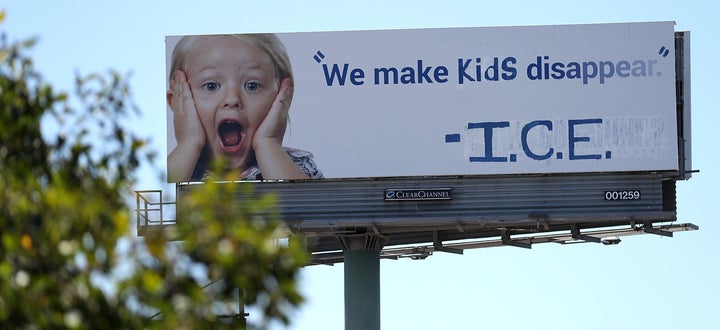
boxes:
[177,173,676,252]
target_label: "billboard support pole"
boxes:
[340,235,386,330]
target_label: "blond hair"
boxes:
[169,33,293,83]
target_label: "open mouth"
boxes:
[217,120,244,152]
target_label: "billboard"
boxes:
[166,21,679,182]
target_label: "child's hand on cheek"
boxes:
[252,78,309,180]
[170,70,206,151]
[252,78,293,152]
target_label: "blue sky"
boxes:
[4,1,718,329]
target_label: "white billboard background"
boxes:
[167,22,678,179]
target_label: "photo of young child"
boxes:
[166,34,323,182]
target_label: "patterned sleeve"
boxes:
[286,148,324,179]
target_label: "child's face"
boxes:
[184,35,279,170]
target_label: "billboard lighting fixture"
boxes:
[600,236,622,245]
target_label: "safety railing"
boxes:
[135,190,176,235]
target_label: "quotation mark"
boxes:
[313,50,325,63]
[658,46,669,57]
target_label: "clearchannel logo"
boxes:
[384,188,453,201]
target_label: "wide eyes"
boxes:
[244,82,261,92]
[203,82,220,92]
[201,81,262,93]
